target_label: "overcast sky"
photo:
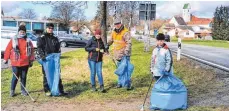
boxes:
[1,1,229,20]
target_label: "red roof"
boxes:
[188,15,212,25]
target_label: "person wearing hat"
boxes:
[3,24,35,97]
[37,23,68,96]
[150,33,173,81]
[107,18,132,90]
[85,29,108,92]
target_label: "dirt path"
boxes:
[2,98,150,111]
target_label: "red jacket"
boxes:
[4,38,35,66]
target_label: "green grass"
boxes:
[1,39,228,110]
[171,37,229,49]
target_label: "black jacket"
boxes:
[85,36,106,62]
[37,33,61,58]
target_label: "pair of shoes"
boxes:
[21,91,28,96]
[91,85,97,92]
[116,84,122,88]
[99,85,105,93]
[45,92,51,96]
[10,90,15,97]
[59,92,68,96]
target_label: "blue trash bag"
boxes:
[114,56,134,87]
[150,75,188,110]
[38,53,61,96]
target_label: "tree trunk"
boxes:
[100,1,107,46]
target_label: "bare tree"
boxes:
[18,8,37,19]
[33,1,87,30]
[151,19,166,30]
[107,1,139,30]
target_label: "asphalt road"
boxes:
[1,47,79,69]
[135,35,229,69]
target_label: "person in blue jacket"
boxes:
[85,29,108,92]
[150,33,173,80]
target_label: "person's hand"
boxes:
[96,48,100,51]
[29,62,33,67]
[163,70,169,76]
[41,56,46,61]
[3,60,8,64]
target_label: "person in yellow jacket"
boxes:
[108,18,132,90]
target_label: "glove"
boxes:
[126,56,130,60]
[3,60,8,64]
[95,48,100,52]
[29,62,33,67]
[41,56,46,61]
[104,45,109,53]
[163,70,170,76]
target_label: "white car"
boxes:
[1,31,37,58]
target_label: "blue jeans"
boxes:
[117,56,131,87]
[88,60,104,86]
[11,66,29,92]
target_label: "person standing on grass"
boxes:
[107,18,132,90]
[3,24,35,97]
[149,33,187,110]
[37,23,68,96]
[150,33,173,81]
[85,29,108,92]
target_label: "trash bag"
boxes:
[150,75,188,110]
[38,53,61,96]
[115,56,134,87]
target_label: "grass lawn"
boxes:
[171,38,229,49]
[1,39,228,110]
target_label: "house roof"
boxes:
[164,23,175,28]
[174,16,187,25]
[177,26,194,31]
[188,15,212,25]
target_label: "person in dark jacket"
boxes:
[37,23,68,96]
[85,29,107,92]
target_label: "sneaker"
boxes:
[45,92,51,96]
[99,85,105,93]
[126,85,132,91]
[116,84,122,88]
[91,85,97,92]
[21,91,28,96]
[10,90,15,97]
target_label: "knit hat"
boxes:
[114,18,121,25]
[46,23,54,28]
[156,33,165,40]
[94,29,101,35]
[18,25,26,32]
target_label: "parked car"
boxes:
[58,34,88,48]
[1,31,37,58]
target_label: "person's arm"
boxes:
[123,32,132,56]
[107,33,114,46]
[165,49,173,72]
[37,37,45,59]
[56,37,61,53]
[29,41,35,62]
[85,40,96,52]
[4,40,13,62]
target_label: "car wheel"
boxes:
[61,42,67,47]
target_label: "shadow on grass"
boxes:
[60,56,72,59]
[63,81,90,99]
